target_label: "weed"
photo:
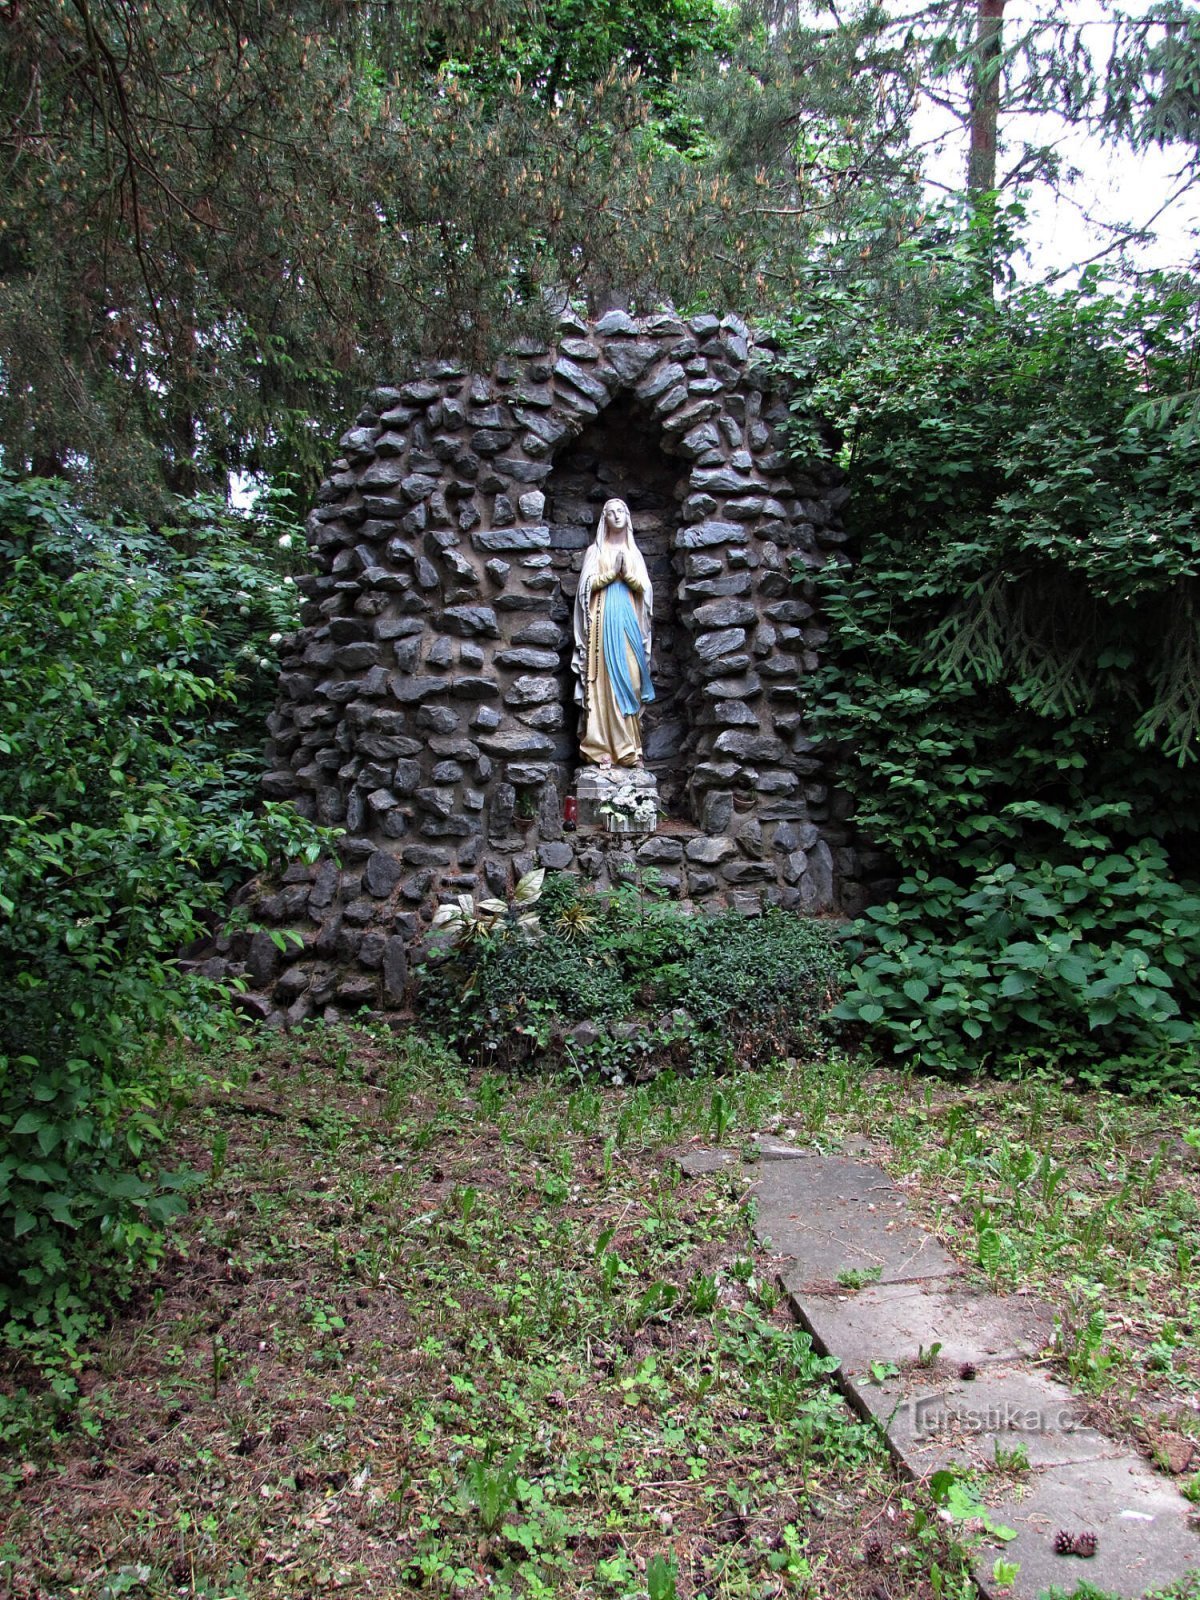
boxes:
[992,1440,1030,1474]
[837,1265,883,1291]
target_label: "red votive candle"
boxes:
[563,795,578,825]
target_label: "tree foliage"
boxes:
[0,0,736,509]
[0,0,958,512]
[773,255,1200,1087]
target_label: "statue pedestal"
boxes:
[575,766,659,833]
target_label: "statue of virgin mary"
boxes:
[571,498,655,767]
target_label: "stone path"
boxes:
[680,1140,1200,1600]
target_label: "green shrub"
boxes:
[0,473,328,1360]
[771,266,1200,1087]
[417,875,844,1076]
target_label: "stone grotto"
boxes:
[216,307,889,1025]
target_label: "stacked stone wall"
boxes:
[219,309,883,1025]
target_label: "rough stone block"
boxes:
[538,842,574,870]
[477,728,554,757]
[363,849,404,898]
[440,604,500,638]
[477,523,556,555]
[636,837,683,864]
[694,628,747,661]
[504,675,559,707]
[700,791,734,833]
[675,520,748,550]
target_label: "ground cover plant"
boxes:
[2,1028,1198,1599]
[416,873,845,1080]
[0,1028,984,1600]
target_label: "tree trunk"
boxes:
[967,0,1005,194]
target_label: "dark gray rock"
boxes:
[378,937,406,1004]
[308,859,339,910]
[702,672,761,700]
[403,842,452,866]
[554,356,610,404]
[496,647,560,670]
[714,730,787,762]
[488,782,516,837]
[636,837,683,864]
[721,860,775,884]
[523,702,564,730]
[440,604,500,638]
[473,526,551,553]
[799,838,835,912]
[503,675,559,707]
[389,675,449,704]
[637,361,685,401]
[685,837,734,864]
[538,842,574,870]
[694,597,758,629]
[364,849,404,897]
[735,818,765,859]
[416,704,458,734]
[594,309,639,336]
[605,339,659,383]
[701,790,734,833]
[449,676,501,700]
[513,620,564,647]
[712,699,758,726]
[694,627,747,661]
[692,466,756,494]
[247,930,282,987]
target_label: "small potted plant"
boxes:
[598,783,657,835]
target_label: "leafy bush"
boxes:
[771,265,1200,1087]
[417,874,844,1076]
[0,473,328,1360]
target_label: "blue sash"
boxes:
[601,580,655,716]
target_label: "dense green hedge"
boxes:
[417,873,845,1077]
[772,267,1200,1091]
[0,475,328,1364]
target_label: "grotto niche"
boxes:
[235,308,867,1024]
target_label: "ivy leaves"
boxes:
[773,264,1200,1086]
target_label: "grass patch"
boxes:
[0,1028,972,1600]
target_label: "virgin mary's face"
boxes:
[604,502,630,538]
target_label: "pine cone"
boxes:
[862,1535,885,1567]
[959,1362,978,1380]
[1054,1530,1076,1555]
[1075,1531,1098,1558]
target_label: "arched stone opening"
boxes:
[543,389,695,815]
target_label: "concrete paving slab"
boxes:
[750,1135,812,1160]
[677,1148,740,1176]
[756,1157,962,1288]
[973,1454,1200,1600]
[785,1279,1054,1377]
[844,1362,1123,1479]
[750,1149,1200,1599]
